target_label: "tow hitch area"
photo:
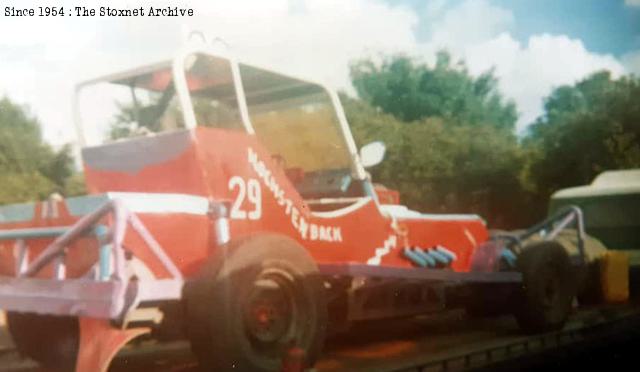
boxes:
[0,197,186,371]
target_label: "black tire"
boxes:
[185,234,327,372]
[6,312,79,372]
[513,241,575,333]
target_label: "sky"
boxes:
[0,0,638,146]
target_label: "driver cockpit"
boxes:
[75,49,375,212]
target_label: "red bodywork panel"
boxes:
[0,127,487,279]
[83,127,487,275]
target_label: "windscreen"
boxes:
[182,53,244,131]
[77,55,243,146]
[239,64,361,199]
[77,55,363,199]
[77,66,184,146]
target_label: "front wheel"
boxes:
[6,312,79,371]
[186,234,327,372]
[513,241,575,333]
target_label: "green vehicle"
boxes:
[549,169,640,265]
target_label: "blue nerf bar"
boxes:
[435,245,458,262]
[403,248,429,267]
[412,248,437,267]
[0,226,70,241]
[427,249,450,265]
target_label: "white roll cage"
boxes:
[73,42,369,182]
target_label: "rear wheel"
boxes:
[513,241,575,333]
[6,312,79,371]
[186,234,327,372]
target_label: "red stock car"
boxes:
[0,43,584,372]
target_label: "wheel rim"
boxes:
[243,268,302,359]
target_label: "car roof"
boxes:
[552,169,640,199]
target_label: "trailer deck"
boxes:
[2,303,639,372]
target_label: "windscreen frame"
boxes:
[73,45,369,183]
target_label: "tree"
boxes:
[343,95,530,228]
[348,54,640,227]
[350,51,518,130]
[108,90,237,140]
[523,71,640,210]
[0,97,81,204]
[344,52,529,228]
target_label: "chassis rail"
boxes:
[319,263,522,283]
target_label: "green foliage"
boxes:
[0,97,46,173]
[345,52,528,227]
[109,92,236,140]
[350,51,518,130]
[347,54,639,228]
[343,95,530,228]
[63,172,88,197]
[0,97,81,204]
[38,144,75,189]
[0,172,56,205]
[108,84,179,140]
[109,100,167,139]
[523,71,640,203]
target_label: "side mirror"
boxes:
[360,141,386,168]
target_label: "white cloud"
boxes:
[625,0,640,7]
[427,0,514,50]
[622,50,640,74]
[0,0,631,144]
[1,0,418,145]
[463,33,625,131]
[408,1,625,132]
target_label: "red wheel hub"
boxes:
[244,276,295,344]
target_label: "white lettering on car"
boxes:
[366,235,398,265]
[247,147,342,242]
[228,176,262,220]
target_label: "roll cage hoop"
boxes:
[73,44,370,185]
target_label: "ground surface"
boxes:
[0,307,638,371]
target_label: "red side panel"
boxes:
[1,127,489,279]
[192,128,488,271]
[402,219,488,271]
[82,130,208,196]
[193,128,395,265]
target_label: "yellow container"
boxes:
[600,250,629,303]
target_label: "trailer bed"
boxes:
[2,303,639,371]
